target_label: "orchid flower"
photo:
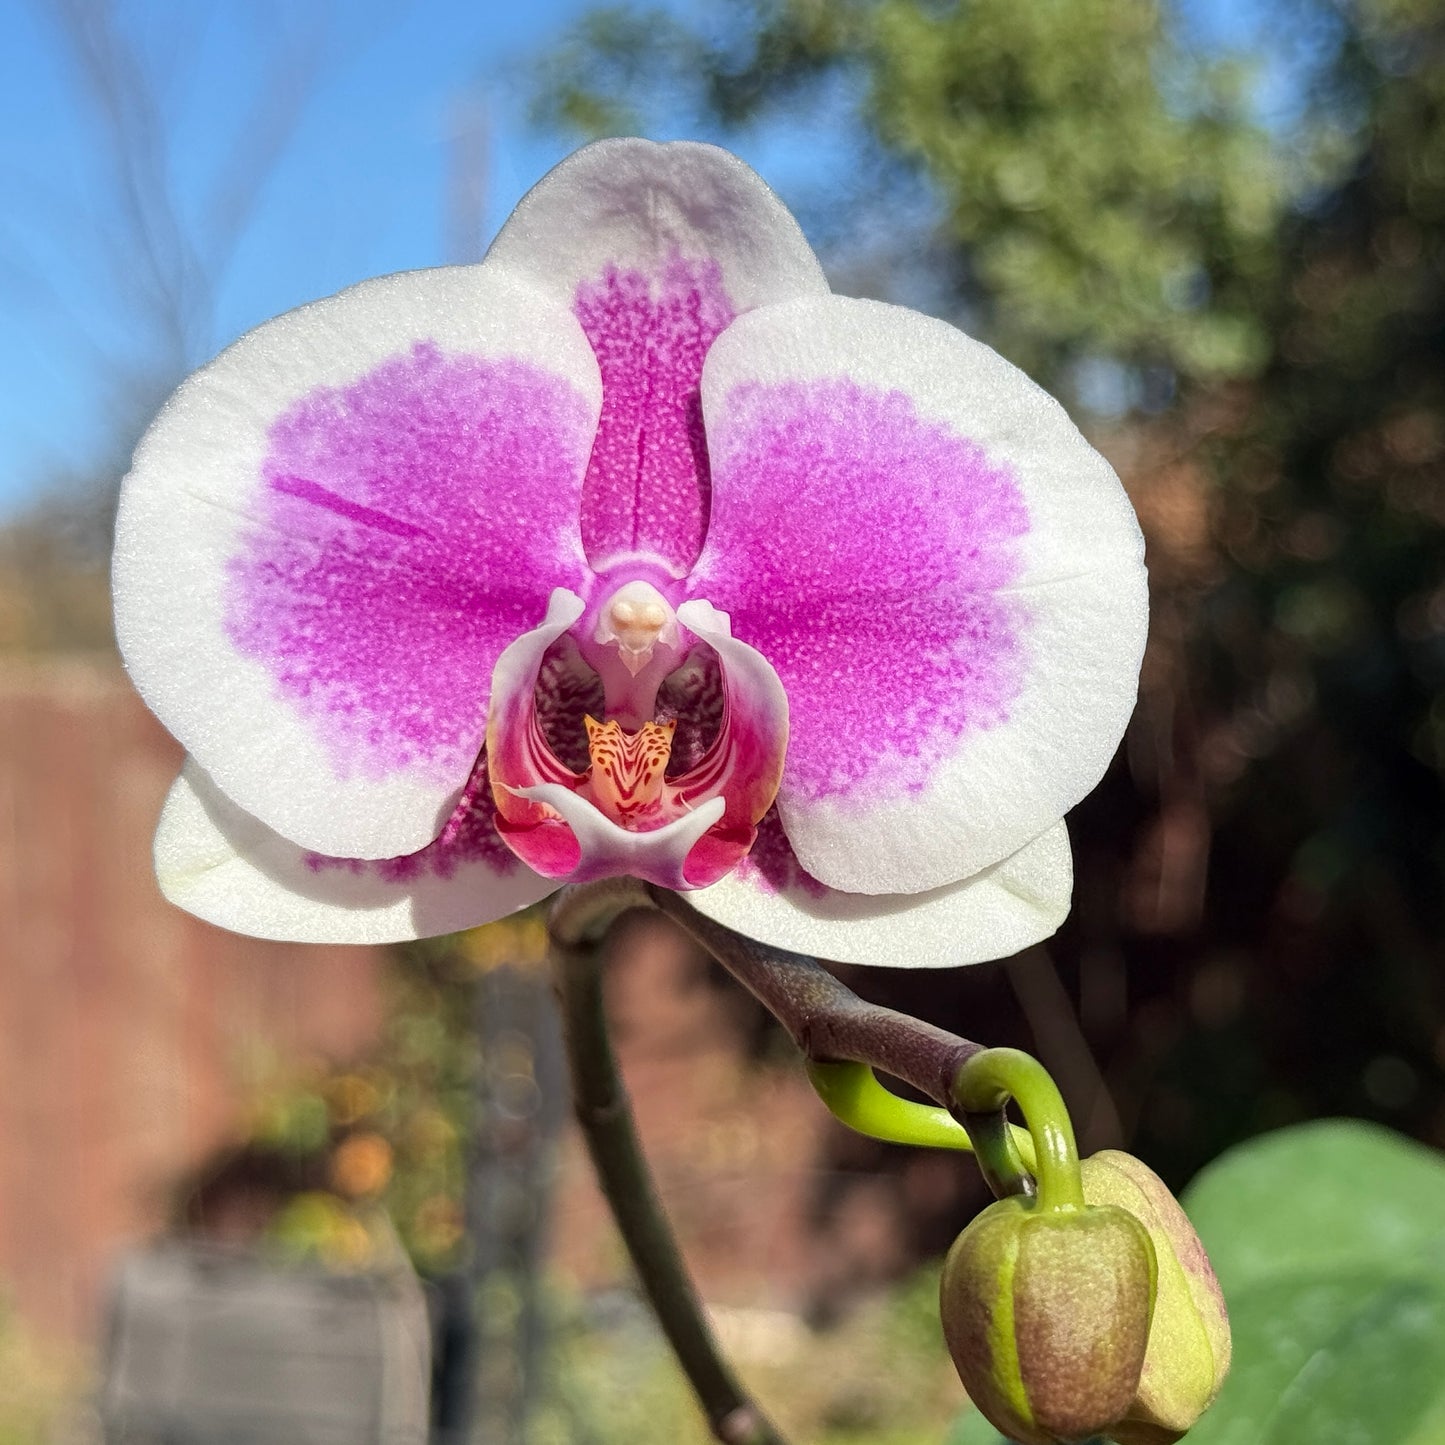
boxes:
[112,139,1146,969]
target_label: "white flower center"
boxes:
[593,579,680,677]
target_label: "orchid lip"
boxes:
[506,783,726,888]
[486,579,788,891]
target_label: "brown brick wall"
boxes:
[0,662,386,1343]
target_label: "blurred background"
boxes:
[2,0,1444,1441]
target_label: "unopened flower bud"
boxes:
[1080,1151,1231,1444]
[940,1194,1157,1445]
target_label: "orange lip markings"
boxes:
[582,716,678,825]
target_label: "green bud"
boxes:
[1079,1152,1231,1445]
[940,1195,1157,1445]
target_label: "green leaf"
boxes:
[1185,1272,1445,1445]
[944,1408,1012,1445]
[1179,1123,1445,1445]
[1181,1118,1445,1292]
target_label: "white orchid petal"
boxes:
[156,760,555,944]
[485,137,827,316]
[690,821,1073,969]
[115,266,600,861]
[486,139,829,574]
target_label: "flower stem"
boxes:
[647,889,991,1110]
[952,1047,1084,1212]
[547,883,788,1445]
[806,1060,1038,1170]
[647,891,1029,1180]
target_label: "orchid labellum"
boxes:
[113,139,1146,968]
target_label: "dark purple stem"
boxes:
[547,881,786,1445]
[647,890,1033,1199]
[647,888,984,1105]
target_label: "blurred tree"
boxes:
[530,0,1293,391]
[1160,0,1445,1165]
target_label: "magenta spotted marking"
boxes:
[227,342,593,783]
[694,377,1031,801]
[573,255,734,573]
[732,808,827,897]
[306,753,518,882]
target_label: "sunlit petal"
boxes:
[114,266,600,860]
[692,295,1146,895]
[156,760,555,944]
[487,139,828,573]
[691,819,1073,968]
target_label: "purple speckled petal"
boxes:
[484,138,829,573]
[115,265,601,860]
[691,818,1074,968]
[693,295,1148,895]
[572,256,734,572]
[227,343,590,783]
[697,372,1031,798]
[155,759,556,944]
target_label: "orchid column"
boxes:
[110,139,1165,1443]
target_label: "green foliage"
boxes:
[529,0,1293,388]
[1181,1120,1445,1445]
[860,0,1284,380]
[951,1121,1445,1445]
[1182,1118,1445,1287]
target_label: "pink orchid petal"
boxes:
[691,295,1147,895]
[486,139,828,574]
[114,266,600,860]
[672,599,789,887]
[156,759,555,944]
[486,589,592,877]
[691,818,1073,968]
[572,255,733,574]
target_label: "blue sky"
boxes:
[0,0,621,512]
[0,0,1286,518]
